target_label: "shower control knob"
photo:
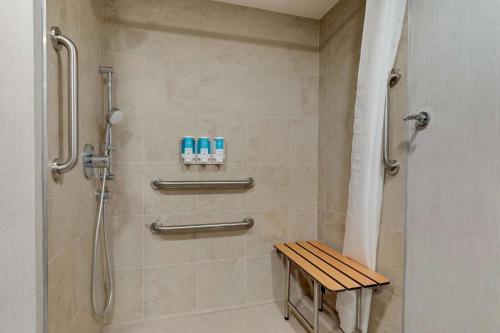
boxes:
[83,143,111,179]
[404,111,430,129]
[84,155,110,169]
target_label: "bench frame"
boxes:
[282,257,362,333]
[275,241,389,333]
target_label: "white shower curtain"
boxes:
[336,1,406,332]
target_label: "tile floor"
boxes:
[103,301,342,333]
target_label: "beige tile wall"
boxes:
[319,1,406,332]
[102,0,319,326]
[45,0,406,331]
[46,0,105,332]
[318,0,364,251]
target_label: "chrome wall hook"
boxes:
[404,111,431,129]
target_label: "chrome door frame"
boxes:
[40,0,49,331]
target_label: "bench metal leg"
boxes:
[284,258,290,320]
[354,289,362,333]
[313,281,320,333]
[318,286,325,312]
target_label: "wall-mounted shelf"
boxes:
[151,177,255,190]
[150,217,254,234]
[183,160,224,165]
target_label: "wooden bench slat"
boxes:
[274,243,345,292]
[308,241,390,285]
[297,242,378,288]
[285,243,361,290]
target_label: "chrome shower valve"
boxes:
[84,155,110,169]
[83,143,110,179]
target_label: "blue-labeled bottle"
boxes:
[214,137,225,164]
[181,136,195,164]
[197,137,211,164]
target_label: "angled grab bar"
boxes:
[383,69,401,176]
[150,217,254,234]
[50,26,79,175]
[151,177,255,190]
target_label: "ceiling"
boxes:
[214,0,340,19]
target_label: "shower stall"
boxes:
[27,0,499,333]
[44,0,403,332]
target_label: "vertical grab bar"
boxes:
[50,26,79,175]
[383,69,401,176]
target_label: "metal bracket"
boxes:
[83,143,95,179]
[385,159,400,176]
[49,26,63,50]
[389,68,402,88]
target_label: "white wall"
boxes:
[405,0,500,332]
[0,0,44,332]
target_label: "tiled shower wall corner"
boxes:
[318,0,406,332]
[102,0,319,326]
[46,0,104,332]
[317,0,364,251]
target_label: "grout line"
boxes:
[104,299,282,329]
[140,98,146,320]
[141,214,145,319]
[243,113,249,305]
[288,118,293,242]
[105,207,319,219]
[195,260,200,311]
[47,227,86,265]
[119,160,321,166]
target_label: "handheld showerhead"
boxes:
[107,108,124,125]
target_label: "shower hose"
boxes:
[91,167,113,318]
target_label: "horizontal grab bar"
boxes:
[151,177,255,190]
[150,217,254,234]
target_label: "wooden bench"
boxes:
[274,241,390,333]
